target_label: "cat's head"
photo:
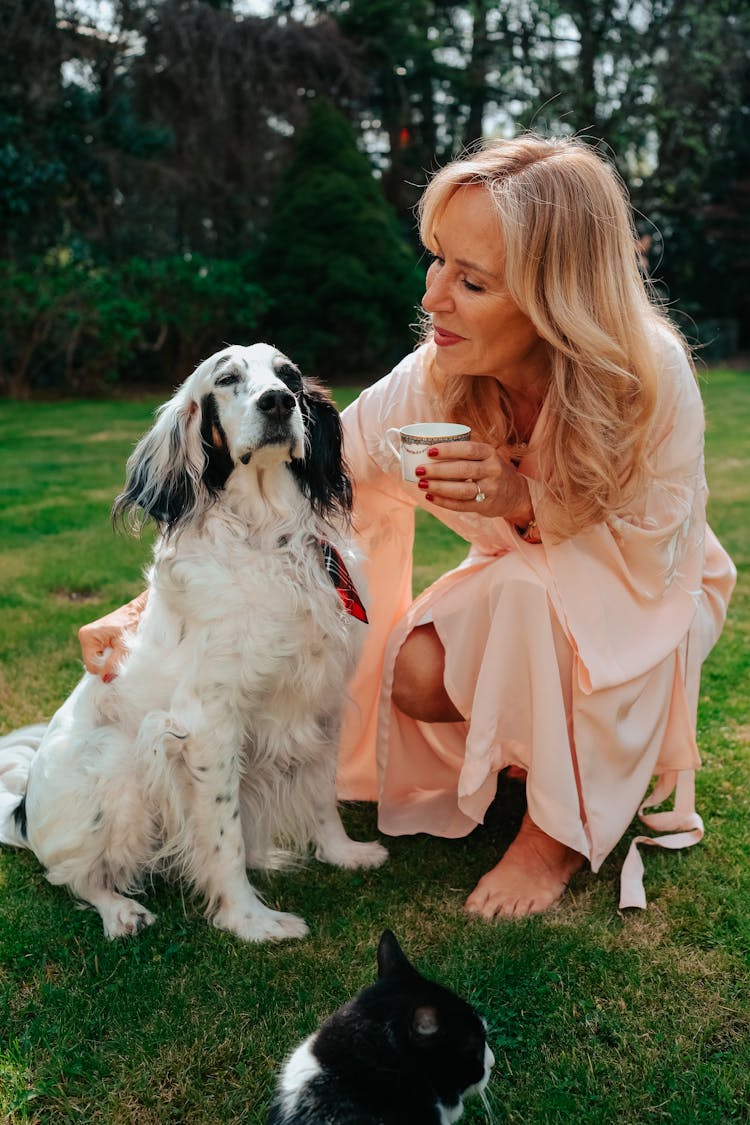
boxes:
[371,929,494,1115]
[279,931,494,1124]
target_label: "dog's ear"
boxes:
[198,391,235,493]
[112,394,212,536]
[290,377,353,523]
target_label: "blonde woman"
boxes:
[80,135,735,917]
[334,134,735,916]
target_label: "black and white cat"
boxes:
[266,929,494,1124]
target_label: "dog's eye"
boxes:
[215,371,242,387]
[273,362,303,395]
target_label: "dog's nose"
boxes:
[257,388,295,418]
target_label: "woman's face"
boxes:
[421,184,548,391]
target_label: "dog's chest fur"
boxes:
[145,512,358,715]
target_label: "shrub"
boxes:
[0,255,270,397]
[259,100,423,380]
[118,255,270,381]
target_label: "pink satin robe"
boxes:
[336,336,736,906]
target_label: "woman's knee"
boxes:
[391,624,464,723]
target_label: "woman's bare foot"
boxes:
[465,812,584,919]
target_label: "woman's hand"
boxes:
[414,441,533,523]
[78,591,148,680]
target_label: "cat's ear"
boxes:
[377,930,416,979]
[412,1005,440,1040]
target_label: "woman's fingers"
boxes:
[418,459,488,482]
[418,478,492,514]
[416,444,498,500]
[416,443,530,518]
[418,477,485,502]
[422,440,493,476]
[79,625,120,679]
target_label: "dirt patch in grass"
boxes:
[51,587,103,604]
[84,430,136,443]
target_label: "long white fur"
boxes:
[0,343,386,941]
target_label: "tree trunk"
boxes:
[465,0,490,146]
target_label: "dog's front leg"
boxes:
[313,794,389,870]
[298,752,388,870]
[171,703,309,943]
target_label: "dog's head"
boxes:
[112,343,352,536]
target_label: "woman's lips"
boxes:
[433,326,465,347]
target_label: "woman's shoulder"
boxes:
[648,319,701,406]
[642,320,706,457]
[376,343,432,389]
[649,319,694,375]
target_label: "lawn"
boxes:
[0,370,748,1124]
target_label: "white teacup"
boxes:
[385,422,471,483]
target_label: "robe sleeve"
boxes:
[335,354,424,799]
[334,347,521,797]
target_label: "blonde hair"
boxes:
[418,134,691,539]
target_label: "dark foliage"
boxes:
[1,0,748,397]
[0,254,269,397]
[126,0,368,258]
[258,100,424,379]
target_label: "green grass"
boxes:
[1,372,748,1124]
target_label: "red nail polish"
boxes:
[427,447,439,458]
[418,479,429,490]
[415,465,426,477]
[103,674,113,683]
[425,492,434,502]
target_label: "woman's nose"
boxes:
[422,267,452,313]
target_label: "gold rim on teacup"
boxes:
[386,423,471,482]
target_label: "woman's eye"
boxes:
[426,252,482,293]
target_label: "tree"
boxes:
[0,0,68,255]
[0,0,173,259]
[299,0,518,216]
[1,0,368,261]
[637,2,750,341]
[2,0,748,390]
[258,100,423,379]
[125,0,367,257]
[311,0,750,344]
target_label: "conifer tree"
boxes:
[259,100,423,380]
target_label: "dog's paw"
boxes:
[318,839,389,870]
[213,906,309,943]
[102,899,157,940]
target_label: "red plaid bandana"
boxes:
[318,539,368,624]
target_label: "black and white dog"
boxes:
[0,344,386,941]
